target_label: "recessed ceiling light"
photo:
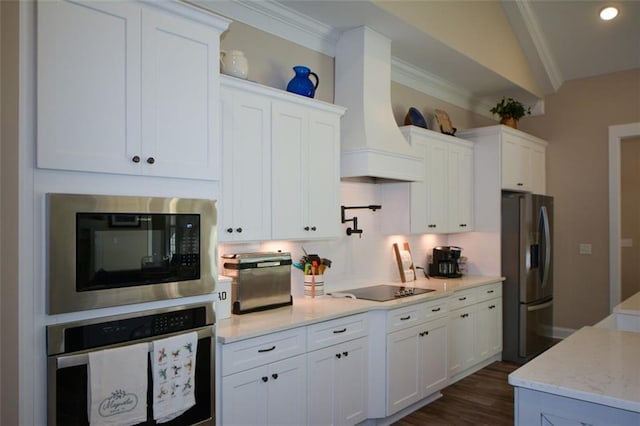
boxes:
[600,6,619,21]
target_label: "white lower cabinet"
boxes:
[386,299,449,416]
[220,328,307,425]
[448,283,503,380]
[307,337,369,426]
[306,313,369,426]
[221,354,306,426]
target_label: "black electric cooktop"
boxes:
[337,284,435,302]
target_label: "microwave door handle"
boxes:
[539,205,551,288]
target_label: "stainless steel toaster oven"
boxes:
[221,252,292,314]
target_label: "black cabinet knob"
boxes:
[272,373,278,380]
[132,155,141,163]
[226,228,233,233]
[236,227,243,233]
[342,351,348,357]
[146,157,155,164]
[304,226,310,231]
[335,353,341,359]
[311,226,317,231]
[262,376,268,382]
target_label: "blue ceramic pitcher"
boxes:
[286,66,319,98]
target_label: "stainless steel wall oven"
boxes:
[47,303,215,425]
[47,194,217,314]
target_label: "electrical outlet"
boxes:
[579,243,592,255]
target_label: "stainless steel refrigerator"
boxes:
[502,192,554,364]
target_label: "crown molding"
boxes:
[514,0,563,92]
[195,0,339,57]
[198,0,499,118]
[391,57,496,120]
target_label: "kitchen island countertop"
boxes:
[216,275,503,343]
[509,291,640,414]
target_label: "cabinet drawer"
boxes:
[423,298,449,322]
[476,282,502,302]
[449,288,476,310]
[307,313,368,352]
[386,303,426,333]
[221,327,306,376]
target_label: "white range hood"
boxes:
[336,26,423,182]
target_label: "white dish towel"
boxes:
[151,332,198,423]
[88,342,148,426]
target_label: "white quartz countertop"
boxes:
[615,291,640,316]
[216,275,503,343]
[509,326,640,413]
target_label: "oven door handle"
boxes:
[55,326,214,369]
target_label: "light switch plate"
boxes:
[579,243,592,255]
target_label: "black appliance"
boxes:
[428,246,462,278]
[333,285,435,302]
[502,192,554,364]
[47,303,215,425]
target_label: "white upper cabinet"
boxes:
[219,76,345,242]
[379,126,474,234]
[220,82,272,242]
[272,102,342,240]
[37,0,229,180]
[459,125,547,194]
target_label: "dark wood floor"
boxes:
[393,361,520,426]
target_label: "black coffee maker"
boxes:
[428,246,462,278]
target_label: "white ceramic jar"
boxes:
[220,50,249,79]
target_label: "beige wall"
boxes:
[220,21,335,103]
[1,1,20,424]
[621,136,640,300]
[519,69,640,329]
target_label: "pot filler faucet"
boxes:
[340,205,382,237]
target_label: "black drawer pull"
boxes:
[400,315,411,321]
[458,297,467,301]
[333,328,347,334]
[489,305,496,309]
[487,290,494,294]
[431,307,441,312]
[258,345,276,353]
[461,313,469,318]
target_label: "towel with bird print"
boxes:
[151,332,198,423]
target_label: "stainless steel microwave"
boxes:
[47,194,217,314]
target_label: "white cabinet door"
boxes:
[37,0,142,175]
[335,337,368,426]
[307,337,368,426]
[476,298,502,359]
[219,86,271,242]
[448,306,476,376]
[387,326,421,414]
[221,365,269,426]
[419,317,449,397]
[266,355,307,426]
[272,102,341,240]
[221,355,306,426]
[424,138,448,232]
[530,143,546,194]
[141,8,222,179]
[306,110,341,239]
[37,0,226,180]
[501,133,530,191]
[307,343,338,425]
[447,142,474,232]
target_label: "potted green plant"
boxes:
[490,97,531,128]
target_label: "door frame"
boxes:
[609,122,640,311]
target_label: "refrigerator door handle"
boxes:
[540,205,551,288]
[527,299,553,312]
